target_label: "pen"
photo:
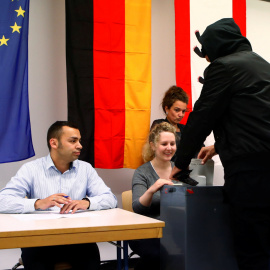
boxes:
[63,196,69,198]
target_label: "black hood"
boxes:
[199,18,252,62]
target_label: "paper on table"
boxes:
[10,210,99,221]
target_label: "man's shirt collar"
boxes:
[45,154,78,172]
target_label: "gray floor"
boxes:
[0,248,22,270]
[0,242,137,270]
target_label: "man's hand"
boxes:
[170,166,182,180]
[60,199,90,214]
[197,145,217,164]
[34,193,72,210]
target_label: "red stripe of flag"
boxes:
[174,0,192,124]
[233,0,246,36]
[93,0,126,168]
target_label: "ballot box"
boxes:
[189,159,214,186]
[160,186,238,270]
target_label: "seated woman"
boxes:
[151,85,188,161]
[130,122,176,270]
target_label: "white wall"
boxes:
[0,1,68,269]
[0,0,178,208]
[1,0,270,268]
[0,0,67,189]
[1,0,270,207]
[1,0,270,203]
[0,1,177,268]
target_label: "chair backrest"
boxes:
[122,190,133,212]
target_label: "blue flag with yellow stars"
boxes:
[0,0,34,163]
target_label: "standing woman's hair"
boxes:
[161,85,189,114]
[142,122,177,162]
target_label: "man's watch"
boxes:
[82,197,90,209]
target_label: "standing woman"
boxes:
[130,122,176,270]
[151,85,189,161]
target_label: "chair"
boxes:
[121,190,141,267]
[121,190,133,212]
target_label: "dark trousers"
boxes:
[224,170,270,270]
[21,243,100,270]
[128,238,160,270]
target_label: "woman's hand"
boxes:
[139,179,173,207]
[148,179,174,194]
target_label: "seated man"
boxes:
[0,121,117,270]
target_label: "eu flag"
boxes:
[0,0,34,163]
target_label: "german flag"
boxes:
[66,0,151,169]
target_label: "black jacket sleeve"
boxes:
[174,61,232,169]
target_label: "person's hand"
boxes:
[139,179,174,207]
[148,179,173,194]
[60,199,90,214]
[170,166,181,180]
[197,145,217,164]
[34,193,72,210]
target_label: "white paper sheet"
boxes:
[10,210,99,221]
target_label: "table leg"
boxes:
[117,241,122,270]
[123,240,129,270]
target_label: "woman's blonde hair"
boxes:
[142,122,177,162]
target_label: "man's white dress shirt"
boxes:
[0,155,117,213]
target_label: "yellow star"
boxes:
[0,35,10,46]
[10,22,22,33]
[15,6,25,17]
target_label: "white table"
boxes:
[0,208,165,269]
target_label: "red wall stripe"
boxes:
[93,0,126,168]
[233,0,246,36]
[174,0,192,124]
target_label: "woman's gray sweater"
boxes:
[132,161,174,219]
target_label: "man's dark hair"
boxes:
[47,121,79,150]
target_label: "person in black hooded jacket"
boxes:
[170,18,270,270]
